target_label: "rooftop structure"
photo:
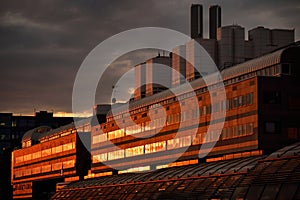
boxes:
[51,141,300,199]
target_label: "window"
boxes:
[52,145,62,154]
[15,170,22,178]
[32,151,41,159]
[125,145,144,157]
[233,126,239,137]
[265,122,279,134]
[93,153,107,163]
[23,154,32,161]
[263,91,281,104]
[41,165,51,173]
[202,106,207,115]
[221,100,227,111]
[16,156,24,163]
[108,129,124,140]
[192,133,203,145]
[63,142,74,151]
[42,148,51,157]
[23,169,31,176]
[244,93,253,105]
[92,134,107,144]
[32,167,41,174]
[167,136,191,150]
[233,97,239,108]
[63,160,75,168]
[145,141,166,153]
[108,149,124,160]
[248,123,254,134]
[52,162,62,171]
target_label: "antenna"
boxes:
[112,84,117,104]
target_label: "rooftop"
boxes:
[51,141,300,199]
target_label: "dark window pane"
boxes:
[263,91,281,104]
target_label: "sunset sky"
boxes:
[0,0,299,116]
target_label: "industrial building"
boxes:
[9,4,299,199]
[11,41,300,199]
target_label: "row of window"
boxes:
[192,123,254,145]
[156,159,198,170]
[107,62,281,123]
[109,85,252,123]
[119,166,150,174]
[206,150,263,163]
[93,93,253,144]
[15,142,75,163]
[92,137,188,163]
[13,183,32,191]
[202,123,254,143]
[92,118,164,144]
[92,122,254,163]
[22,140,32,148]
[39,124,90,144]
[97,159,199,175]
[15,160,75,178]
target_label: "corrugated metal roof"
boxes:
[21,118,91,142]
[38,118,91,141]
[22,126,52,142]
[51,142,300,200]
[221,48,284,80]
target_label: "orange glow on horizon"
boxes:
[53,112,92,118]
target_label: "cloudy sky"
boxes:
[0,0,299,116]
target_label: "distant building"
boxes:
[185,38,218,81]
[134,55,172,100]
[0,111,75,155]
[145,55,172,97]
[90,43,300,177]
[0,111,76,200]
[249,26,294,57]
[10,104,111,199]
[209,5,221,40]
[217,25,246,68]
[191,4,203,39]
[11,120,92,199]
[173,5,295,87]
[92,104,111,126]
[172,45,186,87]
[134,62,146,100]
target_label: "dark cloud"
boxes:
[0,0,299,115]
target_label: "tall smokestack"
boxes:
[190,4,203,39]
[209,5,221,39]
